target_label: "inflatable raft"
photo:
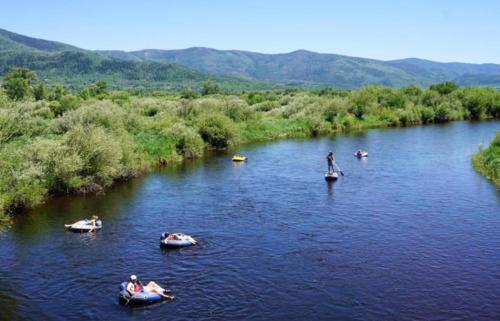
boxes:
[324,171,339,181]
[64,219,102,232]
[232,155,247,162]
[119,282,172,306]
[354,150,368,158]
[160,232,197,249]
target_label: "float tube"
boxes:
[64,219,102,232]
[160,232,197,249]
[354,150,368,158]
[119,282,172,306]
[232,155,247,162]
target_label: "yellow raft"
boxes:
[232,155,247,162]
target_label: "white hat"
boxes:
[130,275,137,281]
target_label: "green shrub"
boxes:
[181,89,200,99]
[472,131,500,186]
[27,138,84,194]
[163,123,204,158]
[397,106,422,126]
[253,100,280,112]
[222,97,254,122]
[1,67,36,101]
[0,143,46,213]
[430,81,459,95]
[198,114,238,149]
[52,95,81,116]
[54,101,128,133]
[110,91,130,106]
[63,125,142,189]
[305,116,332,136]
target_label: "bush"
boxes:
[28,138,84,194]
[472,131,500,186]
[430,81,458,95]
[397,107,422,126]
[323,98,349,122]
[63,125,144,188]
[245,92,266,105]
[0,146,47,213]
[1,67,36,100]
[50,95,81,116]
[163,123,204,158]
[54,101,128,133]
[253,100,280,112]
[198,114,238,149]
[110,91,130,106]
[33,83,49,101]
[305,116,332,136]
[201,80,220,96]
[222,97,254,122]
[180,89,200,99]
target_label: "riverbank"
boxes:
[1,77,499,217]
[472,131,500,187]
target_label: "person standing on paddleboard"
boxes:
[327,151,335,174]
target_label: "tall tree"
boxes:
[2,67,36,100]
[201,80,220,96]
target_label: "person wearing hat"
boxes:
[126,275,172,298]
[126,275,143,295]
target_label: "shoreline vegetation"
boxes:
[472,132,500,187]
[0,67,499,218]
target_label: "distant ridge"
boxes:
[96,47,500,88]
[1,27,500,89]
[0,28,270,91]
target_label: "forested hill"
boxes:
[0,28,269,91]
[97,48,500,88]
[2,27,500,90]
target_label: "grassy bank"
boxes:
[472,131,500,187]
[1,70,499,216]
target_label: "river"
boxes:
[0,121,498,321]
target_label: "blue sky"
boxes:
[3,0,500,63]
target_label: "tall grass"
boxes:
[472,131,500,187]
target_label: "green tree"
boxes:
[1,67,36,100]
[180,89,200,99]
[95,80,108,96]
[51,84,66,101]
[33,83,49,101]
[430,81,459,95]
[201,80,220,96]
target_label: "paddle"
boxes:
[334,163,344,176]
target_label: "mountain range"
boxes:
[1,27,500,90]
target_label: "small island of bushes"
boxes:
[472,132,500,187]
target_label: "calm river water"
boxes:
[0,121,499,321]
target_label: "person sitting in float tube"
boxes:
[126,275,171,297]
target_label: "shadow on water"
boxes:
[9,175,151,242]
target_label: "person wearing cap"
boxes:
[327,151,335,174]
[126,275,143,295]
[126,275,172,297]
